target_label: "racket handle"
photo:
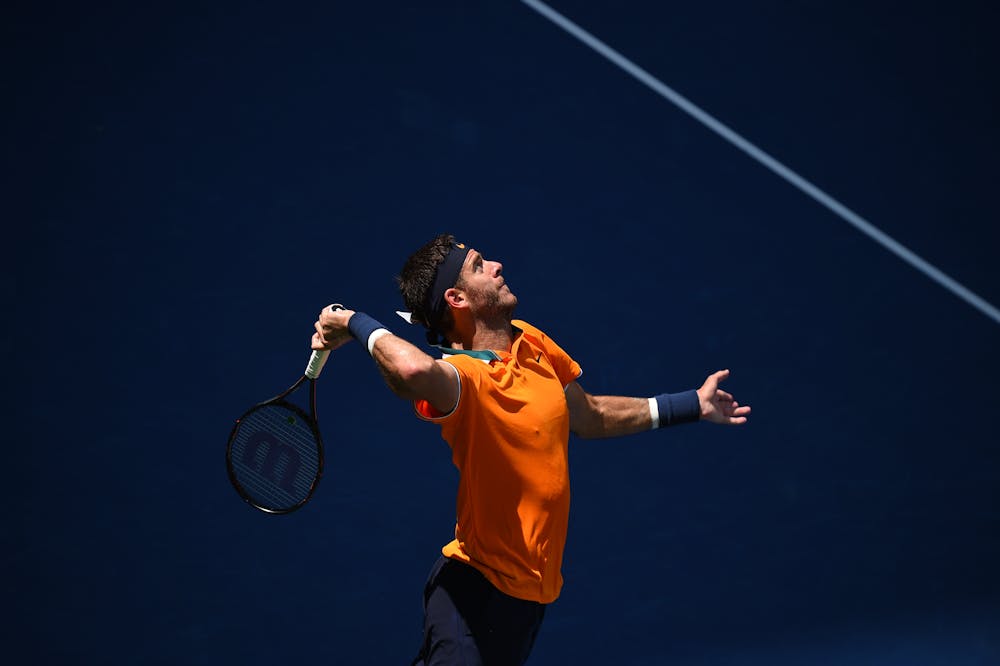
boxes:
[305,303,343,379]
[305,349,330,379]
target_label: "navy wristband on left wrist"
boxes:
[654,389,701,427]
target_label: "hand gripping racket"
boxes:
[226,305,342,514]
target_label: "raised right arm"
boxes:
[312,305,458,414]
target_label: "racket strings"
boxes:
[229,404,320,510]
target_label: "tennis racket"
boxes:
[226,305,342,514]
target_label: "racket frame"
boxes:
[226,374,324,515]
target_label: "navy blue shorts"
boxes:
[411,556,547,666]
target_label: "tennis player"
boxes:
[311,233,750,665]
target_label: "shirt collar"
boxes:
[433,325,522,362]
[434,346,501,361]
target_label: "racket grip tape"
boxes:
[305,349,330,379]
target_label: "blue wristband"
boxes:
[653,390,701,427]
[348,312,387,347]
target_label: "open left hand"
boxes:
[697,369,751,425]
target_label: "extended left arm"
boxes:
[566,369,750,440]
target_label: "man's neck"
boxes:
[451,318,514,352]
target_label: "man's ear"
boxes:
[444,287,468,310]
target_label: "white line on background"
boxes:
[520,0,1000,326]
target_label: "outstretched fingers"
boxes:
[699,369,750,425]
[727,403,751,424]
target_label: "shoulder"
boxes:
[513,319,567,354]
[438,353,492,386]
[513,319,583,385]
[512,319,550,343]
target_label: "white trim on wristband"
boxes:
[367,328,391,355]
[648,396,660,430]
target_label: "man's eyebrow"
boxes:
[464,250,482,269]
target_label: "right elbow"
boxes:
[395,355,435,385]
[385,355,437,399]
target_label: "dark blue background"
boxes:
[8,1,999,664]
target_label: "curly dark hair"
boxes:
[396,233,465,345]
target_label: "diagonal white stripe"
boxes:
[520,0,1000,326]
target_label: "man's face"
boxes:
[458,248,517,315]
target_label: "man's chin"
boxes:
[498,297,517,321]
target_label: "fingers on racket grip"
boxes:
[306,303,344,378]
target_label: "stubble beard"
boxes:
[478,285,517,321]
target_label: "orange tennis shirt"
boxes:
[414,320,582,604]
